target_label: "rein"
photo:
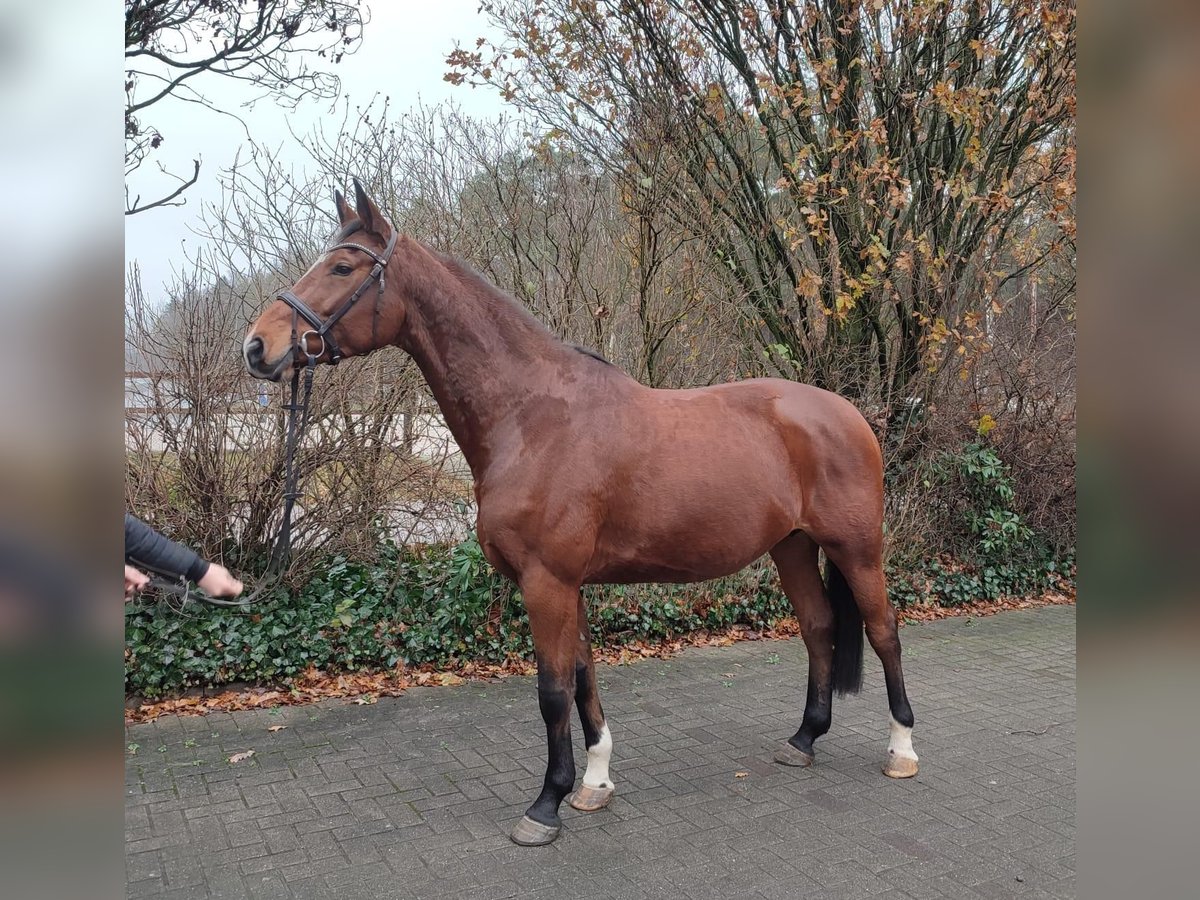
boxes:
[267,351,316,573]
[144,573,276,609]
[267,228,400,573]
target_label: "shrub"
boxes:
[126,538,795,698]
[884,440,1072,609]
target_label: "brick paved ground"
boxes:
[125,605,1075,899]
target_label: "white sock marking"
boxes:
[582,723,613,789]
[888,715,918,761]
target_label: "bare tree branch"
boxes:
[125,159,201,215]
[124,0,368,214]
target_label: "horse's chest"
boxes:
[474,511,518,579]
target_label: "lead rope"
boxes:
[268,324,320,575]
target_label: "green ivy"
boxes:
[884,441,1072,608]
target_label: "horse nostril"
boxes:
[245,336,265,367]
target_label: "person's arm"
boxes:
[124,515,244,598]
[124,514,209,582]
[124,513,243,600]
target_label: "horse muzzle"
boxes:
[243,336,292,381]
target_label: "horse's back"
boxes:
[642,377,879,461]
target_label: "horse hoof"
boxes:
[774,743,815,767]
[883,754,919,779]
[568,784,614,812]
[510,815,561,846]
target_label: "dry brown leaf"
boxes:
[267,725,287,733]
[351,694,378,705]
[735,771,749,779]
[228,750,255,764]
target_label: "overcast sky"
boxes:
[125,1,506,304]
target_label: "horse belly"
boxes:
[584,468,796,584]
[583,552,765,585]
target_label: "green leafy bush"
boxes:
[884,440,1072,608]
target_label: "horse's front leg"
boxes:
[510,566,580,846]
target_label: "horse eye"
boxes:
[333,263,353,276]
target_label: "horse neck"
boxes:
[392,240,575,476]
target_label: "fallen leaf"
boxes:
[228,750,255,764]
[735,771,749,779]
[352,694,378,705]
[267,725,287,733]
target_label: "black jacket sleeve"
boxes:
[124,514,210,583]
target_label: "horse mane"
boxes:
[569,344,613,366]
[425,246,613,366]
[327,222,610,366]
[330,220,363,245]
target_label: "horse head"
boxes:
[244,179,403,379]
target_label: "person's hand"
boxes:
[197,563,244,598]
[125,565,149,599]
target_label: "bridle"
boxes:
[277,228,400,366]
[268,227,400,573]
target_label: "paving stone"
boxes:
[126,605,1076,898]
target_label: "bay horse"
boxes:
[244,180,918,846]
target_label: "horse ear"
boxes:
[334,189,355,226]
[352,177,389,236]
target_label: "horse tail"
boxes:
[826,559,864,696]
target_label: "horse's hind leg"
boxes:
[824,543,919,778]
[770,531,835,767]
[567,593,614,812]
